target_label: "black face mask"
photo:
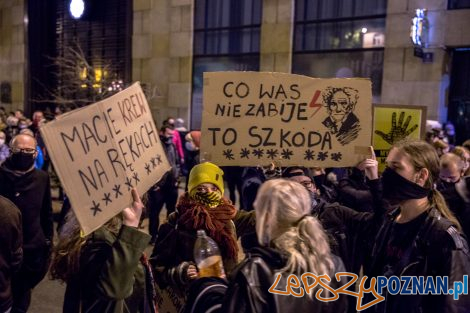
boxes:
[381,167,431,205]
[10,152,36,171]
[439,179,459,190]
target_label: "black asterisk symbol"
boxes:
[155,154,162,165]
[132,172,140,184]
[222,149,235,160]
[125,177,133,190]
[112,184,122,199]
[240,148,250,159]
[331,152,342,162]
[281,149,293,160]
[266,149,278,160]
[253,149,264,159]
[102,193,112,206]
[145,163,151,175]
[90,200,102,216]
[304,149,315,161]
[317,151,328,161]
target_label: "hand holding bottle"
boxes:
[194,230,226,278]
[187,264,199,280]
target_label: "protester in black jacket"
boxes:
[0,196,22,313]
[0,134,53,313]
[323,140,470,313]
[337,167,374,212]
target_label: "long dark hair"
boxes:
[50,211,122,282]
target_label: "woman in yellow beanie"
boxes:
[150,162,255,291]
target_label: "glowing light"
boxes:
[411,8,428,47]
[79,67,87,80]
[70,0,85,19]
[94,69,102,83]
[361,27,368,34]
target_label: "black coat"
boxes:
[322,179,470,313]
[221,246,347,313]
[0,164,53,288]
[365,208,470,313]
[0,196,22,312]
[438,181,470,240]
[337,168,374,212]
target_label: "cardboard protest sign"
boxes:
[41,82,170,235]
[373,104,427,172]
[201,72,373,167]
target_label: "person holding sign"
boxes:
[50,189,158,313]
[151,162,255,290]
[322,140,470,312]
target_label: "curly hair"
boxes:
[254,179,333,287]
[322,86,359,112]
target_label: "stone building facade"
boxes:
[131,0,470,126]
[1,0,470,127]
[0,0,26,112]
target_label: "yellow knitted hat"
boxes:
[188,162,224,195]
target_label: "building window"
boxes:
[54,0,132,106]
[292,0,387,99]
[448,0,470,9]
[192,0,262,129]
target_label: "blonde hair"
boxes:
[440,152,465,172]
[451,146,470,160]
[254,179,333,279]
[393,139,461,231]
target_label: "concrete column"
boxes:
[0,0,26,112]
[132,0,193,126]
[260,0,294,73]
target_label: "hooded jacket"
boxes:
[63,225,154,313]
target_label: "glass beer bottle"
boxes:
[194,230,225,278]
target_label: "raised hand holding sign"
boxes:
[40,83,171,235]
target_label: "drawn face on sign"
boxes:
[322,87,360,146]
[329,91,353,122]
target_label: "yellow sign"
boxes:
[373,105,427,172]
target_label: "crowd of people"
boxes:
[0,108,469,313]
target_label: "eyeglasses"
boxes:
[300,180,314,189]
[10,147,36,154]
